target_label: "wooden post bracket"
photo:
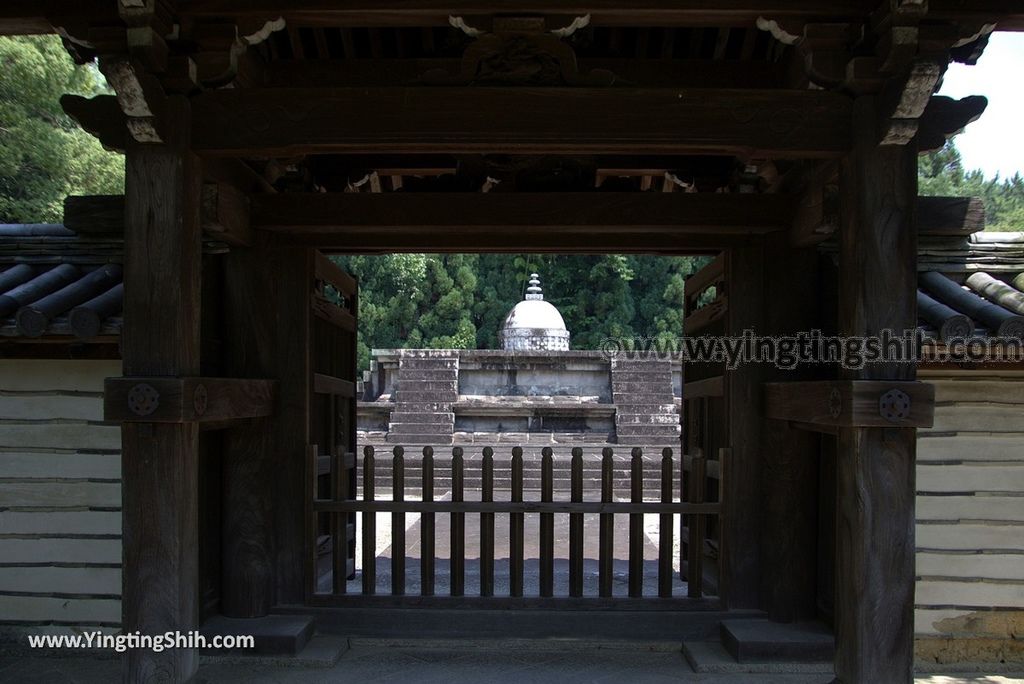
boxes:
[763,380,934,431]
[105,376,276,423]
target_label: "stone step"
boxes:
[200,615,315,656]
[611,375,676,384]
[392,391,459,403]
[386,433,455,444]
[719,620,835,664]
[616,414,680,425]
[396,369,459,381]
[611,381,674,391]
[616,427,681,438]
[453,435,615,445]
[614,404,678,414]
[612,385,676,396]
[389,411,455,423]
[396,380,459,392]
[398,358,459,370]
[389,422,457,433]
[391,401,452,413]
[611,360,676,369]
[611,365,674,375]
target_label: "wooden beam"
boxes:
[682,375,723,399]
[120,95,202,683]
[313,372,355,397]
[758,239,820,623]
[190,87,852,158]
[684,252,726,302]
[262,58,784,89]
[224,246,312,609]
[764,380,934,429]
[254,192,792,253]
[919,195,985,235]
[794,191,986,244]
[176,1,877,28]
[834,95,918,684]
[721,243,764,610]
[201,183,252,246]
[105,377,276,423]
[63,195,124,235]
[73,191,981,245]
[312,292,356,332]
[254,192,792,231]
[314,251,357,297]
[0,0,120,36]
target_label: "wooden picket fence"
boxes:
[308,445,719,607]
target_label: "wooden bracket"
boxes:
[422,15,614,87]
[60,94,128,153]
[790,162,840,247]
[764,380,934,431]
[201,183,252,246]
[105,377,276,423]
[877,60,944,146]
[917,94,989,153]
[98,55,169,144]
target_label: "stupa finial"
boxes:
[525,273,543,300]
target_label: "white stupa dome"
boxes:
[499,274,570,351]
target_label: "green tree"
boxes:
[0,36,124,223]
[335,252,706,372]
[919,138,1024,232]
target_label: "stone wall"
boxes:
[359,349,680,445]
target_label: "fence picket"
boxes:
[688,453,707,599]
[569,447,584,598]
[629,447,644,598]
[481,447,495,597]
[392,446,405,596]
[510,446,524,597]
[540,447,555,597]
[599,447,614,598]
[451,447,465,597]
[361,446,376,595]
[335,443,719,604]
[332,445,347,594]
[659,448,674,598]
[421,446,435,597]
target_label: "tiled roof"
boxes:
[917,233,1024,342]
[0,224,122,340]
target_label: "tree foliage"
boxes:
[919,138,1024,232]
[0,36,124,223]
[334,254,706,370]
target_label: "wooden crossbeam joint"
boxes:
[201,183,252,246]
[105,376,276,423]
[763,380,935,431]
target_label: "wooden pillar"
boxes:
[121,97,202,682]
[721,243,763,609]
[834,96,918,683]
[760,241,820,622]
[223,240,311,612]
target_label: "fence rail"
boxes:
[309,444,718,605]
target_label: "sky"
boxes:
[938,31,1024,179]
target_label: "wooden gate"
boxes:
[307,443,719,607]
[306,253,359,598]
